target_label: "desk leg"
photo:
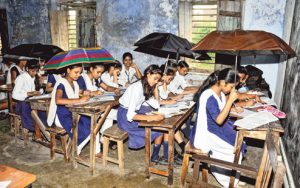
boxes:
[145,127,151,179]
[229,131,245,188]
[8,92,13,113]
[90,114,96,175]
[32,110,42,141]
[72,112,79,168]
[167,128,175,185]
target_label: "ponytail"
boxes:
[193,70,219,101]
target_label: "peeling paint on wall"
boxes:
[96,0,179,71]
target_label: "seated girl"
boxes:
[12,59,42,131]
[7,58,27,85]
[77,63,118,154]
[168,60,198,95]
[46,70,63,93]
[47,64,100,156]
[190,68,246,187]
[117,64,165,163]
[101,61,122,88]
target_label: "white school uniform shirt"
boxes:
[158,83,170,100]
[12,72,36,101]
[6,64,24,84]
[101,71,119,88]
[168,71,188,94]
[81,72,99,91]
[119,81,159,122]
[118,65,137,87]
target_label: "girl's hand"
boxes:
[232,106,244,113]
[172,94,183,100]
[228,88,238,104]
[114,88,120,95]
[245,99,256,107]
[255,95,263,103]
[80,95,90,102]
[165,100,177,105]
[148,114,164,121]
[83,90,91,96]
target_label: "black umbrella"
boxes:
[4,43,63,62]
[134,32,211,60]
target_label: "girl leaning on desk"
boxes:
[117,64,168,164]
[190,68,247,187]
[47,63,101,156]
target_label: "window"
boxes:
[68,10,77,49]
[179,0,218,73]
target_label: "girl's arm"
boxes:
[99,82,120,94]
[46,83,53,93]
[55,89,89,105]
[11,70,17,84]
[131,63,142,80]
[215,88,238,125]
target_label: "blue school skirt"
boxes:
[15,101,47,132]
[117,105,162,149]
[56,105,90,145]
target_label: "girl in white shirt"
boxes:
[118,52,142,87]
[6,59,27,85]
[101,62,122,88]
[168,60,198,95]
[12,59,41,131]
[117,64,164,162]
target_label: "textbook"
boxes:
[29,94,51,100]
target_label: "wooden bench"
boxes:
[8,113,29,145]
[102,125,128,169]
[45,126,70,162]
[180,141,209,187]
[189,129,286,188]
[0,165,36,188]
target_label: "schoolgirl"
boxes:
[117,64,165,162]
[6,58,27,84]
[12,59,41,131]
[168,60,197,95]
[118,52,142,87]
[47,64,98,155]
[101,61,122,88]
[190,68,246,187]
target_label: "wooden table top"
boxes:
[139,103,196,130]
[67,97,120,114]
[0,165,36,188]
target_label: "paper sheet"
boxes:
[29,94,51,100]
[234,111,278,130]
[0,181,11,188]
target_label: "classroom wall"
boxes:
[95,0,179,71]
[0,0,52,48]
[242,0,286,101]
[281,0,300,186]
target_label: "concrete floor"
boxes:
[0,118,262,187]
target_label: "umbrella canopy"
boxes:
[43,47,115,70]
[191,29,296,58]
[4,43,63,62]
[134,32,211,60]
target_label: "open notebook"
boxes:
[158,101,195,118]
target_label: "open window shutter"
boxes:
[78,8,96,48]
[49,10,69,51]
[215,0,243,70]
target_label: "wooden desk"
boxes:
[67,99,119,175]
[0,165,36,188]
[139,104,196,185]
[28,98,51,143]
[229,121,284,187]
[0,84,13,113]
